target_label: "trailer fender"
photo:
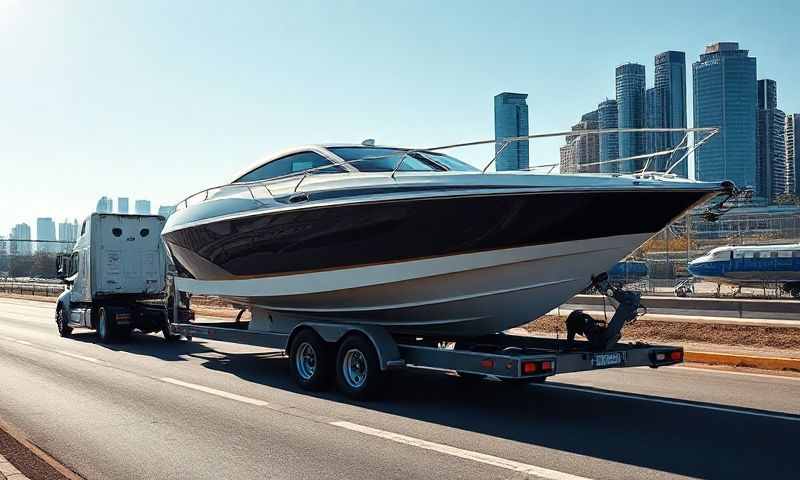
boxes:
[288,323,405,371]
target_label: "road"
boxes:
[0,297,798,480]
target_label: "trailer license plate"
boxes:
[592,352,623,368]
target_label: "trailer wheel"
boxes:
[336,334,384,400]
[56,306,72,338]
[289,329,333,391]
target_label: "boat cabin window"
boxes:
[235,152,345,183]
[329,147,441,172]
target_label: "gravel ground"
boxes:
[0,428,67,480]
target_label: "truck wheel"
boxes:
[289,329,333,391]
[336,334,384,400]
[97,306,113,344]
[56,306,72,338]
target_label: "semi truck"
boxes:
[55,213,191,342]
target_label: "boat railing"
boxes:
[174,127,720,212]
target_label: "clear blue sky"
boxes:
[2,0,799,237]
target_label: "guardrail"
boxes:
[0,282,64,298]
[561,294,800,321]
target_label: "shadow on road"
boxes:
[101,333,800,479]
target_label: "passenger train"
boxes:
[687,243,800,298]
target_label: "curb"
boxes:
[0,419,83,480]
[0,452,31,480]
[685,351,800,372]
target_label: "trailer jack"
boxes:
[566,273,643,351]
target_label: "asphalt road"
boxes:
[0,298,799,480]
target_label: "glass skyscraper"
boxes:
[615,63,646,173]
[118,197,129,214]
[785,114,799,197]
[693,42,757,189]
[493,92,530,171]
[135,199,152,215]
[654,51,687,176]
[756,79,787,202]
[96,196,113,213]
[36,217,57,254]
[598,99,619,173]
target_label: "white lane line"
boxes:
[330,421,592,480]
[160,377,269,407]
[15,339,33,345]
[55,350,105,364]
[676,365,800,382]
[539,384,800,422]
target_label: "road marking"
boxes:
[15,339,33,345]
[676,365,800,382]
[55,350,104,364]
[330,421,592,480]
[539,384,800,422]
[160,377,269,406]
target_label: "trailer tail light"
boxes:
[480,359,494,369]
[651,349,683,366]
[522,360,553,375]
[670,350,683,362]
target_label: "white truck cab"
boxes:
[55,213,182,342]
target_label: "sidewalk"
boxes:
[0,453,29,480]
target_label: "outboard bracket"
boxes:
[566,273,643,351]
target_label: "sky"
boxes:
[2,0,800,238]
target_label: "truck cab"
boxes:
[55,213,183,342]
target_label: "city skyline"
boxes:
[2,2,800,232]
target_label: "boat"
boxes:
[162,133,734,336]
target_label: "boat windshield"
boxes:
[328,147,478,173]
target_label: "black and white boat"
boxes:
[162,137,732,336]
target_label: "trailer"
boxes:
[167,276,684,400]
[55,213,193,343]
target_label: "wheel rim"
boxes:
[295,342,317,380]
[342,349,367,389]
[98,309,106,338]
[57,310,65,331]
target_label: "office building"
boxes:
[36,218,57,254]
[644,87,663,164]
[0,235,7,255]
[494,92,530,171]
[118,197,129,214]
[157,205,176,219]
[58,219,79,249]
[135,200,151,215]
[654,51,688,176]
[615,63,646,173]
[96,196,113,213]
[756,79,787,202]
[693,42,757,189]
[559,141,577,174]
[10,223,32,256]
[598,99,619,173]
[568,110,600,173]
[786,114,799,197]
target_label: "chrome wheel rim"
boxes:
[295,342,317,380]
[57,309,65,330]
[343,349,367,389]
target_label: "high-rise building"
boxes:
[786,114,799,197]
[118,197,129,214]
[644,87,663,163]
[756,79,787,202]
[157,205,176,219]
[654,51,688,176]
[96,196,113,213]
[135,199,151,215]
[0,235,7,256]
[559,141,577,174]
[693,42,757,189]
[569,110,600,173]
[36,218,57,254]
[58,218,79,251]
[10,223,32,256]
[615,63,646,173]
[598,99,619,173]
[494,92,530,171]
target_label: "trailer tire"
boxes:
[56,305,72,338]
[336,334,383,400]
[96,306,113,344]
[289,329,333,392]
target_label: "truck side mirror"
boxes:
[55,254,68,281]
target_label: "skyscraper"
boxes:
[570,110,600,173]
[786,113,799,197]
[58,219,79,250]
[654,51,688,176]
[598,99,619,173]
[0,235,7,256]
[118,197,129,214]
[644,87,663,162]
[693,42,757,189]
[36,218,57,254]
[756,79,787,202]
[96,196,113,213]
[10,223,32,256]
[157,205,176,218]
[494,92,530,171]
[559,141,577,174]
[135,200,151,215]
[615,63,646,173]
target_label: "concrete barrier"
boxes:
[684,351,800,372]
